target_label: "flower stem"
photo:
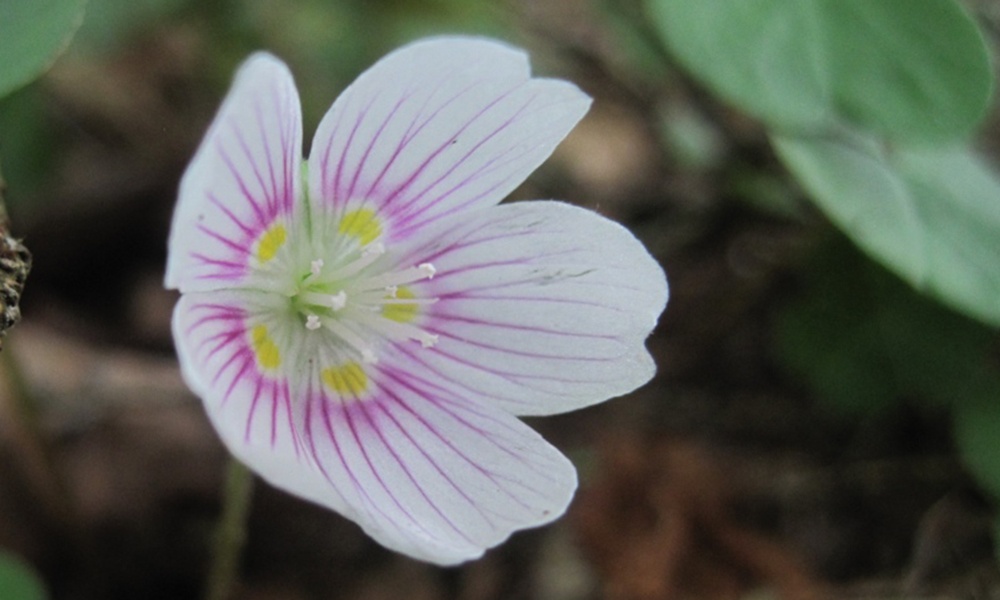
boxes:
[1,339,76,531]
[204,456,254,600]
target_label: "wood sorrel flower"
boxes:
[166,37,667,565]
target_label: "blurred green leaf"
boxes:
[599,0,672,86]
[0,87,58,208]
[773,128,1000,327]
[777,240,1000,414]
[0,0,87,99]
[822,0,992,141]
[0,550,47,600]
[648,0,993,141]
[649,0,828,130]
[70,0,185,51]
[955,399,1000,501]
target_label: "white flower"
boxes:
[165,37,667,565]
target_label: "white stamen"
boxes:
[325,243,386,281]
[363,242,386,257]
[350,308,440,350]
[330,290,347,311]
[350,288,438,306]
[300,290,348,310]
[360,263,440,290]
[418,263,436,279]
[293,241,442,367]
[377,297,438,306]
[321,318,379,364]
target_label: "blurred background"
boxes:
[1,0,999,598]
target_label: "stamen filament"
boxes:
[319,317,379,363]
[288,245,441,362]
[324,243,386,281]
[299,290,348,310]
[378,297,439,306]
[348,292,438,306]
[350,308,440,348]
[360,262,437,290]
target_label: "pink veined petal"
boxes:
[173,290,365,520]
[166,52,304,293]
[172,291,310,459]
[175,290,387,521]
[297,355,577,565]
[306,36,590,242]
[390,200,668,417]
[174,291,576,565]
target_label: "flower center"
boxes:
[290,238,439,364]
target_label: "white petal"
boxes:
[307,37,590,240]
[172,291,311,458]
[299,357,577,565]
[392,201,668,416]
[174,290,366,521]
[166,52,304,293]
[174,291,575,564]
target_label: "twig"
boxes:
[0,165,30,347]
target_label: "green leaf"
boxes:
[649,0,828,130]
[955,399,1000,500]
[777,247,897,415]
[0,86,59,207]
[648,0,993,141]
[822,0,993,141]
[953,382,1000,559]
[777,240,1000,415]
[773,128,1000,327]
[0,551,47,600]
[0,0,87,99]
[70,0,183,51]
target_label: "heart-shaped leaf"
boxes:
[0,0,87,99]
[773,128,1000,327]
[649,0,993,141]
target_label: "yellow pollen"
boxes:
[257,224,287,262]
[322,362,368,397]
[251,325,281,370]
[382,286,419,323]
[338,208,382,245]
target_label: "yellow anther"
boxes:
[338,208,382,245]
[250,325,281,370]
[381,286,419,323]
[257,224,287,262]
[321,362,368,397]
